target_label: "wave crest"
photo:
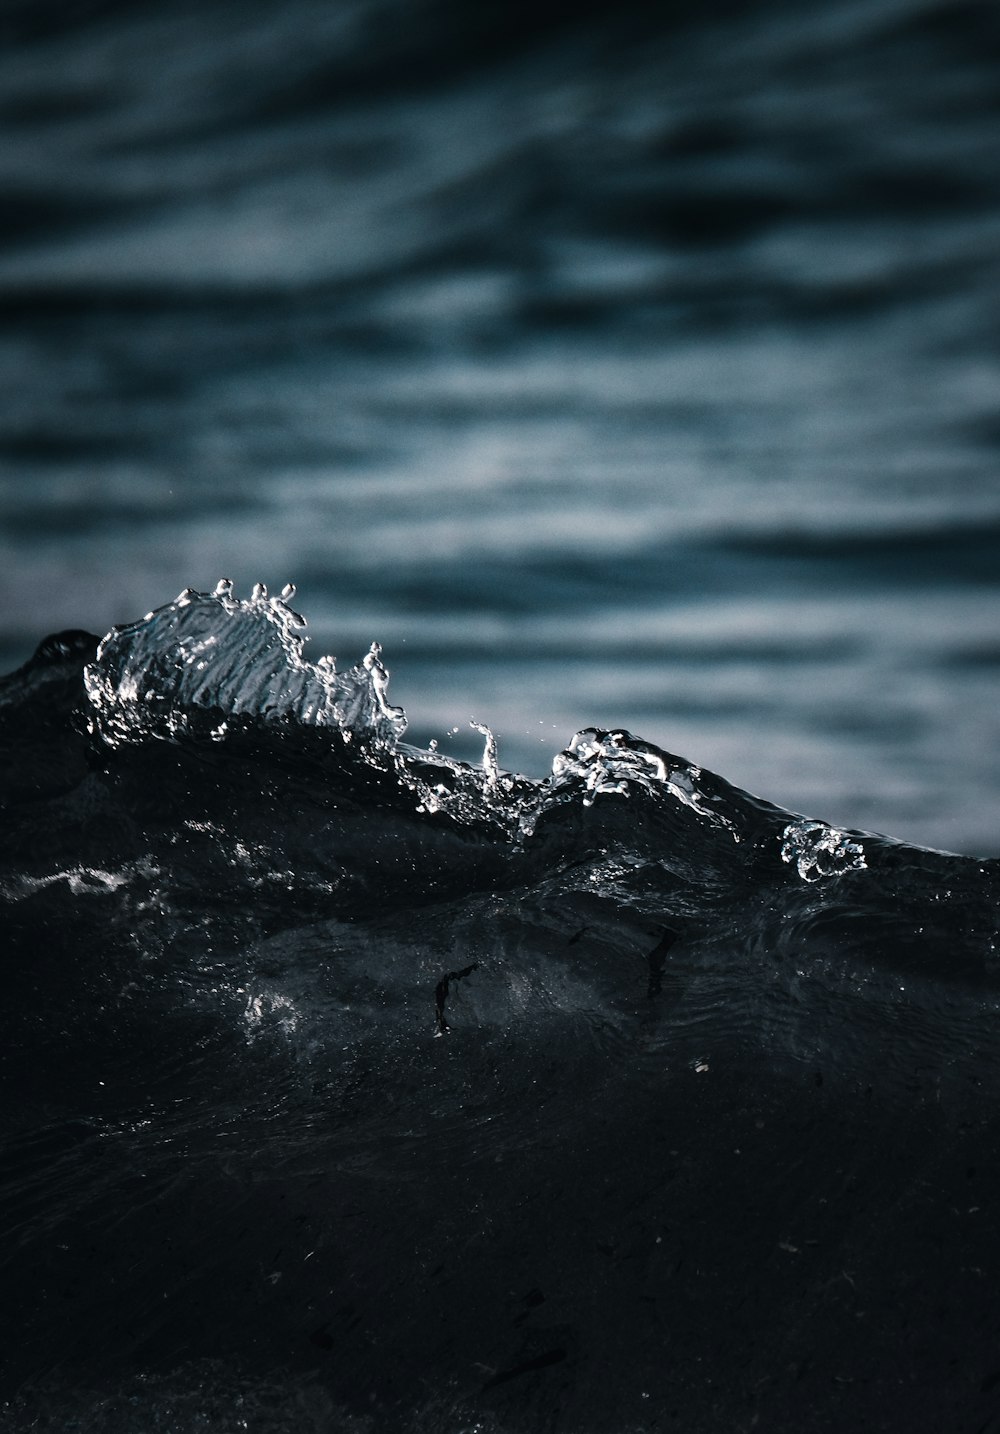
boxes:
[83,580,407,749]
[780,819,867,882]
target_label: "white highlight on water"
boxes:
[780,820,867,882]
[551,728,737,835]
[84,580,407,747]
[470,719,499,788]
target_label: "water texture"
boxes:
[1,585,999,1432]
[2,2,1000,1428]
[0,0,998,849]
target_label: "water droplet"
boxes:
[471,720,499,788]
[780,820,866,882]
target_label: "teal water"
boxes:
[1,0,998,851]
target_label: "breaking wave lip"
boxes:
[8,576,996,976]
[83,578,407,749]
[73,579,974,898]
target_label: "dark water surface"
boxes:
[2,3,1000,1430]
[1,586,999,1433]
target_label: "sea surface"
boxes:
[2,3,1000,1432]
[1,585,999,1433]
[1,0,999,852]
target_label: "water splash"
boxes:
[69,584,925,902]
[83,581,407,748]
[470,719,500,789]
[780,819,867,882]
[549,728,738,835]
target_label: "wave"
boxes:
[2,580,994,961]
[2,583,1000,1433]
[83,579,407,748]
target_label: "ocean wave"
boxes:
[3,581,994,967]
[84,579,407,748]
[2,582,1000,1432]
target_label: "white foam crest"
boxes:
[84,581,407,748]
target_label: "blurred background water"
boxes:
[0,0,998,853]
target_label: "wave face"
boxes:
[2,588,999,1433]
